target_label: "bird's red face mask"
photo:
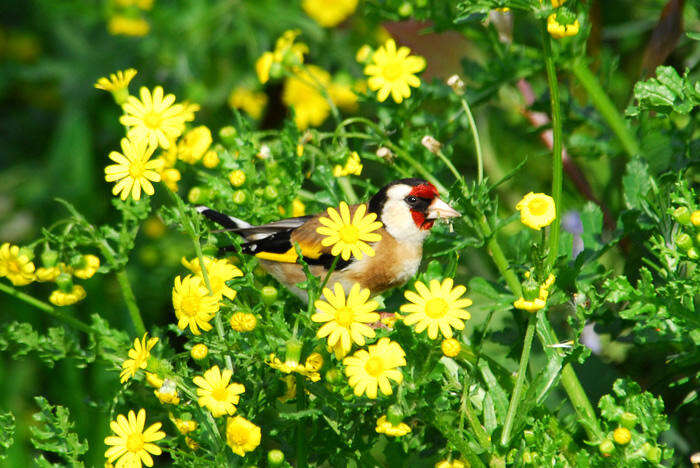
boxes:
[408,183,461,230]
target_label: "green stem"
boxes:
[114,269,146,336]
[560,363,603,439]
[435,150,465,188]
[383,141,448,194]
[0,282,93,334]
[569,60,640,158]
[477,217,522,297]
[337,176,358,203]
[543,29,563,271]
[459,375,492,450]
[460,97,484,184]
[501,313,536,446]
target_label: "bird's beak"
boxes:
[426,197,461,219]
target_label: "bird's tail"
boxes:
[196,206,252,231]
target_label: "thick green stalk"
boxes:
[477,217,522,297]
[560,364,603,439]
[543,30,563,271]
[337,176,358,203]
[569,61,640,158]
[460,97,484,184]
[500,313,536,445]
[114,269,146,336]
[459,375,492,450]
[0,282,93,334]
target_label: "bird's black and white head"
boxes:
[368,178,461,243]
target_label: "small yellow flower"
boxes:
[120,333,159,383]
[547,14,580,39]
[292,199,306,217]
[516,192,556,230]
[435,460,466,468]
[177,126,212,164]
[364,39,426,103]
[181,256,243,301]
[73,254,100,279]
[305,352,324,371]
[400,278,472,340]
[229,312,257,332]
[193,365,245,417]
[94,69,137,93]
[375,415,411,437]
[0,243,35,286]
[120,86,193,150]
[302,0,358,27]
[145,372,163,388]
[107,15,150,37]
[35,266,60,282]
[104,409,165,468]
[190,343,208,360]
[513,297,546,312]
[282,65,332,130]
[312,282,380,358]
[154,379,180,405]
[172,418,197,435]
[613,427,631,445]
[539,273,556,300]
[172,275,220,335]
[104,137,162,201]
[268,354,321,382]
[441,338,461,357]
[690,210,700,226]
[228,170,246,187]
[256,30,309,84]
[333,151,363,177]
[160,167,181,192]
[49,285,86,306]
[316,202,383,261]
[202,150,220,168]
[226,416,261,457]
[255,52,274,85]
[229,87,268,120]
[185,436,199,451]
[343,338,406,399]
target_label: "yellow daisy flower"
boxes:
[226,416,261,457]
[312,282,379,358]
[72,254,100,279]
[120,333,159,383]
[316,202,383,261]
[267,354,321,382]
[48,284,86,306]
[343,337,406,399]
[547,14,580,39]
[229,86,268,120]
[94,68,137,98]
[120,86,192,149]
[104,408,165,468]
[516,192,556,230]
[302,0,358,27]
[333,151,363,178]
[400,278,472,340]
[375,415,412,437]
[104,137,162,201]
[364,38,426,103]
[282,65,332,130]
[193,365,245,417]
[229,312,257,332]
[177,126,212,164]
[181,256,243,301]
[0,243,35,286]
[172,275,220,335]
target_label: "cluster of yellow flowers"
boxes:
[333,151,363,178]
[0,243,100,307]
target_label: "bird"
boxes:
[197,178,461,302]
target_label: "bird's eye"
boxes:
[405,195,418,205]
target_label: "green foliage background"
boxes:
[0,0,698,466]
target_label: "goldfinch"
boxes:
[198,178,460,302]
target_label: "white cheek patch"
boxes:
[381,185,429,242]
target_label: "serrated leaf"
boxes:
[30,397,87,466]
[622,159,652,210]
[0,411,15,460]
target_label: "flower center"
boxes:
[425,298,448,319]
[334,306,355,328]
[126,433,144,453]
[339,224,360,243]
[143,111,162,129]
[181,296,199,317]
[381,61,403,81]
[211,386,228,401]
[527,199,549,216]
[129,159,145,178]
[364,356,384,377]
[228,427,248,446]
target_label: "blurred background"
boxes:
[1,0,698,465]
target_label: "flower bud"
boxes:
[523,429,535,443]
[522,452,534,464]
[325,368,343,385]
[446,74,466,95]
[672,206,691,225]
[261,285,278,305]
[55,272,73,292]
[269,61,284,80]
[190,343,208,360]
[619,411,637,429]
[522,275,541,301]
[232,190,247,204]
[284,338,303,367]
[387,404,404,425]
[691,210,700,226]
[219,125,237,145]
[229,169,246,187]
[676,232,693,251]
[398,2,413,17]
[41,248,58,267]
[376,146,394,162]
[264,185,279,200]
[613,427,631,445]
[642,443,661,463]
[599,439,614,457]
[688,248,698,260]
[268,449,285,466]
[441,338,461,357]
[188,187,203,204]
[421,135,442,154]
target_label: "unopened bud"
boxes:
[446,74,466,95]
[672,206,691,225]
[376,146,394,162]
[421,135,442,154]
[676,233,692,251]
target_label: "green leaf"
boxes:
[622,159,652,210]
[628,66,700,116]
[0,411,15,461]
[0,322,92,368]
[579,202,603,252]
[30,397,88,466]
